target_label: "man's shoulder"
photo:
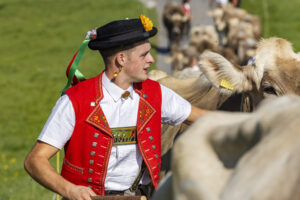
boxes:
[66,75,100,93]
[143,78,160,86]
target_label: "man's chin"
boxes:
[134,75,147,83]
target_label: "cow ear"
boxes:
[199,51,255,92]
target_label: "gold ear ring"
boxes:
[113,66,123,78]
[113,71,118,77]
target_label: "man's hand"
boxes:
[65,185,97,200]
[24,142,96,200]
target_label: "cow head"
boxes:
[169,45,198,71]
[163,2,189,49]
[170,13,188,37]
[199,37,300,110]
[189,25,220,54]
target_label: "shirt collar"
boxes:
[102,72,134,102]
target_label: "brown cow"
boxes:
[208,4,262,64]
[150,37,300,183]
[163,2,189,52]
[149,70,246,180]
[157,95,300,200]
[189,25,239,66]
[152,37,300,199]
[199,37,300,108]
[171,45,199,72]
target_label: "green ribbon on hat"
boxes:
[60,29,96,94]
[60,40,89,94]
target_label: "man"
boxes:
[182,0,192,37]
[24,15,209,200]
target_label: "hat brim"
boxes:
[88,27,157,50]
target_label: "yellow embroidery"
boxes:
[111,127,137,145]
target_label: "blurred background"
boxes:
[0,0,299,199]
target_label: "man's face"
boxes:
[123,42,154,82]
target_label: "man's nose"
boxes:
[148,54,155,63]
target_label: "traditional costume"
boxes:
[38,15,191,197]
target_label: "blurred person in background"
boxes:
[210,0,240,7]
[182,0,192,36]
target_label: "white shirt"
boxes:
[38,73,191,190]
[183,3,191,11]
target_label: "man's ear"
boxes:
[115,51,127,66]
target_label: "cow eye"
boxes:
[263,86,277,95]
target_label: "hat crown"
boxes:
[96,19,143,40]
[88,16,157,50]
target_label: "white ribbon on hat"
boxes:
[85,29,97,40]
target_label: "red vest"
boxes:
[61,73,162,195]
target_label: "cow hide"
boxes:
[158,95,300,200]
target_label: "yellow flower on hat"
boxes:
[139,14,153,32]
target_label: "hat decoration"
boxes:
[60,14,157,94]
[88,14,157,50]
[139,14,153,31]
[60,29,96,94]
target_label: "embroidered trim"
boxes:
[95,72,104,103]
[86,72,112,136]
[137,97,156,134]
[86,105,111,136]
[100,138,113,195]
[137,138,158,188]
[63,159,84,175]
[111,126,137,145]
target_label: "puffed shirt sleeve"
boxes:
[160,84,191,126]
[38,95,75,149]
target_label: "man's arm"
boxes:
[24,141,96,200]
[184,105,211,125]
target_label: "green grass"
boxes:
[241,0,300,51]
[1,0,300,199]
[0,0,157,199]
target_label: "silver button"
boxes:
[94,133,99,138]
[143,94,148,98]
[89,160,94,165]
[149,136,153,141]
[88,185,92,189]
[90,151,95,156]
[88,178,92,183]
[157,163,160,167]
[89,168,93,174]
[92,142,97,147]
[146,127,151,132]
[154,154,158,159]
[152,145,156,150]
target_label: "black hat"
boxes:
[88,15,157,50]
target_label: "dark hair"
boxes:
[99,40,148,66]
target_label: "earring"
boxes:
[113,71,118,78]
[113,66,123,78]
